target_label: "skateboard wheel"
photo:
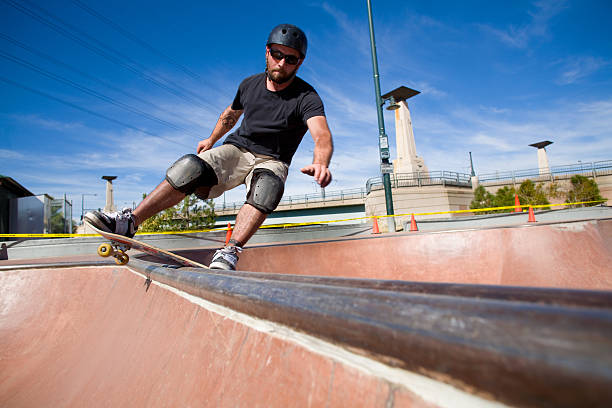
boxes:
[115,252,129,265]
[98,243,113,257]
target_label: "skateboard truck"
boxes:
[86,220,206,268]
[97,240,131,265]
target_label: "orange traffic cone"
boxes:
[528,206,536,223]
[224,222,233,245]
[372,217,380,234]
[410,214,418,231]
[514,194,522,212]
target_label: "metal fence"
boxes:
[50,198,73,234]
[478,160,612,184]
[366,171,472,194]
[214,187,367,212]
[214,160,612,212]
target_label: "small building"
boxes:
[0,175,34,239]
[0,176,73,238]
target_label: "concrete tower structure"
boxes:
[392,100,428,174]
[382,86,428,175]
[102,176,117,213]
[529,141,553,175]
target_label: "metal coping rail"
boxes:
[127,259,612,408]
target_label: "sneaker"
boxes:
[209,245,242,270]
[84,208,138,238]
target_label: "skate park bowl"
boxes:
[1,217,612,407]
[164,217,612,290]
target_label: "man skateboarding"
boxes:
[85,24,333,271]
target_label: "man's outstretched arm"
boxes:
[301,115,333,188]
[197,105,243,153]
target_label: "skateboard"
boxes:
[85,221,207,268]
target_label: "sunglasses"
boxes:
[269,48,300,65]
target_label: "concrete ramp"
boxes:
[189,219,612,290]
[0,266,449,408]
[2,219,612,407]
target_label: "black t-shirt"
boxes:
[224,73,325,164]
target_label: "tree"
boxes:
[492,186,517,211]
[470,185,495,213]
[516,179,550,209]
[49,209,66,233]
[546,182,563,200]
[138,195,216,232]
[49,200,69,233]
[565,175,605,208]
[471,179,551,214]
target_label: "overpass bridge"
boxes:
[214,188,368,226]
[212,160,612,228]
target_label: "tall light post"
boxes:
[366,0,395,232]
[81,193,97,223]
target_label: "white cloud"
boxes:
[10,114,86,131]
[410,97,612,174]
[479,0,569,48]
[479,105,510,114]
[319,2,372,60]
[555,56,608,85]
[412,81,447,99]
[0,149,26,160]
[470,132,518,153]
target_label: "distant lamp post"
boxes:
[385,95,401,111]
[528,141,553,176]
[382,86,420,111]
[469,152,479,190]
[382,86,426,176]
[366,0,396,232]
[102,176,117,212]
[81,193,97,222]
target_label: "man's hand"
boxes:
[197,138,215,154]
[304,116,333,188]
[301,163,332,188]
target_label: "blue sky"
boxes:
[1,0,611,218]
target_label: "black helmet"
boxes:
[266,24,307,57]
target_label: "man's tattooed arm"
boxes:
[197,105,243,153]
[211,106,243,142]
[221,108,241,129]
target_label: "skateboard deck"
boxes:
[85,221,207,268]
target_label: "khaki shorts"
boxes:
[197,144,289,199]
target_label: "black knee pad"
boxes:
[166,154,218,195]
[246,169,284,214]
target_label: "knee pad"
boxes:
[246,169,284,214]
[166,154,218,195]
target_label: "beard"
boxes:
[265,58,298,84]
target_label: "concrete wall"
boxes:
[594,173,612,201]
[365,185,474,231]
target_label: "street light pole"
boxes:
[366,0,395,232]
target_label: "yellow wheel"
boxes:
[98,243,113,257]
[114,251,129,265]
